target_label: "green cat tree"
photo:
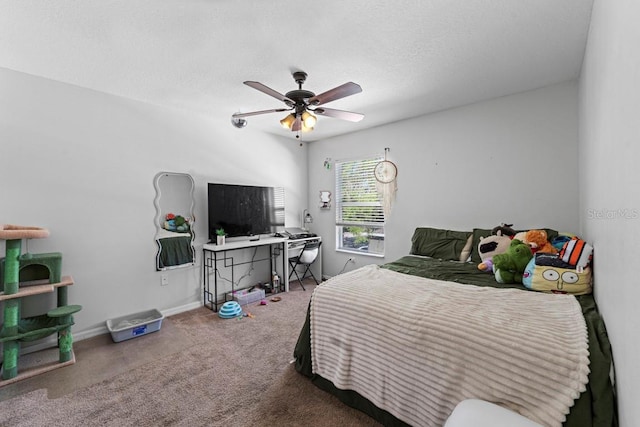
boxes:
[0,225,81,385]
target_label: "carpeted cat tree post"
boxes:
[0,225,81,384]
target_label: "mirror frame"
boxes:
[153,172,196,271]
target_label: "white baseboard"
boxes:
[72,301,204,343]
[74,325,109,342]
[19,336,58,356]
[9,301,205,357]
[160,301,203,317]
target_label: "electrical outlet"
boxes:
[161,274,169,286]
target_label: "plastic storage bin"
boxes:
[106,309,164,342]
[232,288,265,305]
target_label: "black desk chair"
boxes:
[288,240,322,291]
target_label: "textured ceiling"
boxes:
[0,0,594,141]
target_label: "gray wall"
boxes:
[0,67,308,338]
[579,0,640,425]
[308,81,580,276]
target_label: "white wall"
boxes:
[579,1,640,425]
[0,68,308,338]
[308,81,580,276]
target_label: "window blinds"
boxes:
[335,156,385,226]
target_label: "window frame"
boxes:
[335,155,385,257]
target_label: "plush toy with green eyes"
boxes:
[493,239,533,284]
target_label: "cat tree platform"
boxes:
[0,225,81,386]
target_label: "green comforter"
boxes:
[294,256,617,427]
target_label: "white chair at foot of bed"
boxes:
[445,399,543,427]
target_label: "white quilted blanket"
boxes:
[310,264,590,427]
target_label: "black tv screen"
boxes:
[208,183,285,240]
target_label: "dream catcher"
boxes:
[374,148,398,218]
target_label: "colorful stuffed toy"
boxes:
[558,237,593,269]
[163,213,190,233]
[551,233,575,251]
[524,229,557,254]
[493,239,533,284]
[477,234,511,272]
[522,253,592,295]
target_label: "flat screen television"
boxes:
[208,183,285,241]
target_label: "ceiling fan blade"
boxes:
[244,81,295,106]
[308,82,362,106]
[313,107,364,122]
[291,116,302,132]
[232,108,290,118]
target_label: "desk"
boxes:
[203,237,286,312]
[202,235,322,312]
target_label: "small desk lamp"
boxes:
[302,209,313,231]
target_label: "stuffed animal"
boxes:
[491,223,516,238]
[551,233,576,251]
[558,237,593,269]
[173,215,189,232]
[477,234,511,272]
[163,213,190,232]
[524,229,557,254]
[493,239,533,284]
[513,231,527,242]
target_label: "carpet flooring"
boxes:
[0,281,381,426]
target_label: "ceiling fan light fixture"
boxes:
[301,110,317,128]
[240,71,363,138]
[280,113,296,129]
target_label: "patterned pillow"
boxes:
[522,253,592,295]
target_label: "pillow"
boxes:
[410,227,472,261]
[459,234,474,262]
[522,253,592,295]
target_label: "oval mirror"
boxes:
[153,172,196,271]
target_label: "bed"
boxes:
[293,227,617,427]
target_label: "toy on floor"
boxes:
[218,301,243,318]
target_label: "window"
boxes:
[335,156,385,256]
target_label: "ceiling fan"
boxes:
[231,71,364,133]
